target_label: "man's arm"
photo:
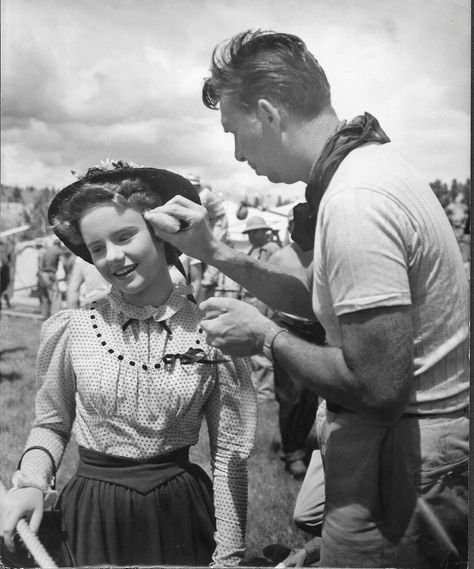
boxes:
[200,297,413,425]
[273,304,413,424]
[144,197,314,318]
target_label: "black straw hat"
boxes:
[48,161,201,264]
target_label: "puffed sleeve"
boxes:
[12,310,76,492]
[204,352,257,567]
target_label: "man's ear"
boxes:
[256,99,282,131]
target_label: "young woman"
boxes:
[1,160,257,567]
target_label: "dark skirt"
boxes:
[58,446,215,567]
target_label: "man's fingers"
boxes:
[199,297,235,315]
[165,195,205,209]
[143,211,181,233]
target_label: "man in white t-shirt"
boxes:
[146,31,469,568]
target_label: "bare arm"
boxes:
[211,241,313,316]
[200,298,413,425]
[144,197,314,318]
[273,304,413,424]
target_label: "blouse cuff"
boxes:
[11,468,54,494]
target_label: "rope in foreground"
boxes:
[0,481,58,568]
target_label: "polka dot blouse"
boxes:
[14,283,257,566]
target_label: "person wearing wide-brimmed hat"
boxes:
[238,215,281,401]
[1,160,257,567]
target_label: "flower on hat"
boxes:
[71,158,144,180]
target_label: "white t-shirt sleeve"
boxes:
[320,187,413,316]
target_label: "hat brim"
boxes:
[48,167,201,263]
[242,225,272,233]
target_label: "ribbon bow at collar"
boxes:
[162,347,227,366]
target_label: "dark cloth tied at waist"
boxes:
[274,313,326,345]
[77,446,191,495]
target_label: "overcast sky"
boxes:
[1,0,470,204]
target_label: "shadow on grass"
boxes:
[0,346,28,358]
[0,370,23,382]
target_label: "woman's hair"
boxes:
[202,29,332,118]
[51,177,178,265]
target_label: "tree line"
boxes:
[1,178,471,241]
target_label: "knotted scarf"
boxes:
[291,112,390,251]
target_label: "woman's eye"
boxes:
[119,233,133,242]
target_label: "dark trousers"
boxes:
[274,365,318,460]
[272,316,326,461]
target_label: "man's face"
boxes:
[247,228,269,248]
[220,94,290,184]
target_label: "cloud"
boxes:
[1,0,470,197]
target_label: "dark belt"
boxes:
[77,446,191,495]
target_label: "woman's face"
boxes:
[79,204,171,306]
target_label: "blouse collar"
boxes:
[108,282,193,323]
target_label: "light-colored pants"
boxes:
[318,405,469,568]
[293,448,325,534]
[249,353,274,400]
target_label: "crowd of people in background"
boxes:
[1,176,470,320]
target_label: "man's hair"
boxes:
[202,30,332,118]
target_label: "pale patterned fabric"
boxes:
[312,143,469,414]
[13,282,257,567]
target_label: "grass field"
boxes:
[0,312,308,563]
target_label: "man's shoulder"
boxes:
[269,243,312,269]
[263,242,281,254]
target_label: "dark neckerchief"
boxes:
[291,112,390,251]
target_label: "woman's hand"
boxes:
[1,487,44,551]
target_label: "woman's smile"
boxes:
[113,263,138,278]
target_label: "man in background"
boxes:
[268,212,325,479]
[37,238,66,319]
[187,175,229,299]
[240,216,280,400]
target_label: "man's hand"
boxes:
[144,196,218,262]
[199,297,272,356]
